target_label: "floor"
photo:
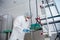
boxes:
[45,38,50,40]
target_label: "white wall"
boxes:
[0,0,30,18]
[0,0,60,22]
[0,0,40,23]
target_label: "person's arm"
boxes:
[13,16,23,31]
[14,16,30,33]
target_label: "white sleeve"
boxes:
[13,16,22,29]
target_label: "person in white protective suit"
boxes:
[9,14,31,40]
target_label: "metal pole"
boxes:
[29,0,32,24]
[45,0,60,40]
[45,0,58,33]
[36,0,38,17]
[41,0,50,36]
[29,0,33,40]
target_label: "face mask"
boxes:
[26,17,31,21]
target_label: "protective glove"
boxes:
[23,29,30,33]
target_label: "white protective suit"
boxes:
[9,16,30,40]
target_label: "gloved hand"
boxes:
[23,29,30,33]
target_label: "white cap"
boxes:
[24,12,31,18]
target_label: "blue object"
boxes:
[23,29,30,33]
